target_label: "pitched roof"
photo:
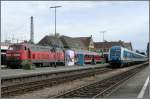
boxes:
[38,35,64,47]
[94,41,124,49]
[60,36,86,49]
[73,37,91,48]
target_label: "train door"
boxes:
[76,54,84,66]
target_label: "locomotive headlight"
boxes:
[14,54,20,56]
[6,54,11,56]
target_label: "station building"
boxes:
[73,35,95,51]
[60,35,86,50]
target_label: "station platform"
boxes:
[106,64,149,98]
[1,64,109,79]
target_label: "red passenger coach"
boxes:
[94,54,102,63]
[84,52,102,64]
[75,50,103,65]
[6,43,65,68]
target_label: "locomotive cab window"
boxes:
[9,45,24,50]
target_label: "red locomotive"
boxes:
[6,43,65,68]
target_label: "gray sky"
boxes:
[1,1,149,51]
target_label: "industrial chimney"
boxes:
[30,16,34,44]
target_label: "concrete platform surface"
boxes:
[106,64,149,98]
[1,64,108,79]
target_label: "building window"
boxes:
[103,49,105,52]
[106,49,109,52]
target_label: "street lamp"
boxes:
[50,6,62,67]
[50,6,62,37]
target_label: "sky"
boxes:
[1,1,149,51]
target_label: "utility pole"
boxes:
[50,6,62,37]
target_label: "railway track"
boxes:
[1,66,112,97]
[54,63,148,98]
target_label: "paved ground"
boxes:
[1,63,108,78]
[144,84,149,98]
[106,64,149,98]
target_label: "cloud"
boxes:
[1,1,149,50]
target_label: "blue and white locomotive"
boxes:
[108,46,147,67]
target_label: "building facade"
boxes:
[94,40,133,55]
[60,35,86,50]
[73,35,94,51]
[38,35,64,48]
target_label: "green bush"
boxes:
[21,60,36,70]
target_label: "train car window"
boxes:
[104,49,106,52]
[129,53,132,58]
[92,55,94,58]
[85,55,87,58]
[131,53,133,58]
[124,51,127,58]
[87,55,89,58]
[50,48,53,52]
[133,54,135,58]
[89,55,91,58]
[127,52,130,57]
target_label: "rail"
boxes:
[1,65,111,97]
[54,62,148,98]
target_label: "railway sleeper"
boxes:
[55,64,147,98]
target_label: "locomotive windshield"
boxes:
[110,47,121,56]
[9,45,24,51]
